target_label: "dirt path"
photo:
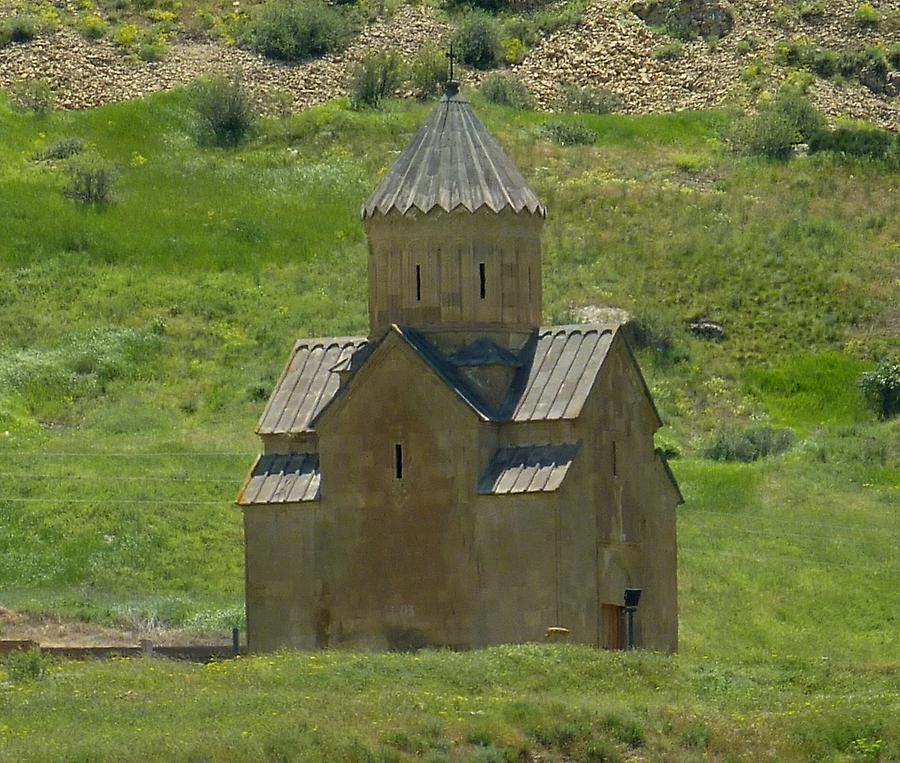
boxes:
[0,607,229,648]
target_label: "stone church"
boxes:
[238,82,681,653]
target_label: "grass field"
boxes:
[0,89,897,760]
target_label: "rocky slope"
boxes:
[0,0,897,128]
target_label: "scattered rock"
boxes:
[689,319,726,340]
[573,304,634,326]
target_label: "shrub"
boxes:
[445,0,503,11]
[858,361,899,419]
[479,72,533,109]
[729,86,824,158]
[651,40,683,60]
[0,14,38,46]
[350,50,405,108]
[557,83,623,114]
[35,137,85,161]
[797,0,825,21]
[855,2,880,27]
[138,34,169,61]
[454,11,502,70]
[809,48,838,77]
[703,425,794,462]
[734,36,760,56]
[64,154,117,204]
[810,125,896,160]
[112,22,140,48]
[191,72,255,146]
[250,0,357,62]
[502,36,527,65]
[888,43,900,70]
[540,119,597,146]
[78,14,109,40]
[409,45,448,99]
[9,79,55,114]
[2,648,51,682]
[624,309,686,363]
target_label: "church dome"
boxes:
[362,84,545,219]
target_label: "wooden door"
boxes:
[601,604,624,650]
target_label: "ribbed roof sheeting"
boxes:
[256,337,368,434]
[478,442,580,495]
[362,91,545,219]
[238,453,320,505]
[508,326,615,421]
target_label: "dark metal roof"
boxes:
[238,453,320,505]
[478,442,581,494]
[256,337,368,434]
[449,337,521,367]
[362,90,545,219]
[507,326,616,421]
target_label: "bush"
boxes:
[480,73,533,109]
[0,14,38,46]
[734,36,760,56]
[888,43,900,70]
[624,309,687,364]
[557,83,623,114]
[809,47,838,77]
[112,22,140,48]
[855,2,880,27]
[797,0,825,21]
[409,45,448,99]
[729,86,824,158]
[64,154,117,205]
[651,40,683,60]
[858,362,899,420]
[810,125,896,160]
[9,79,55,114]
[502,36,527,65]
[2,648,51,682]
[191,72,256,146]
[35,137,85,161]
[703,425,794,462]
[78,14,109,40]
[138,34,169,62]
[350,50,405,108]
[454,11,502,70]
[540,119,597,146]
[250,0,357,61]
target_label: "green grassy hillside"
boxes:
[0,90,897,760]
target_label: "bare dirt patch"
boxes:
[0,607,229,647]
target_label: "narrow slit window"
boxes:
[479,262,486,299]
[394,443,403,480]
[612,441,617,477]
[415,264,421,302]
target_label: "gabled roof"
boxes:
[506,326,615,421]
[238,453,320,505]
[362,88,545,219]
[256,336,368,435]
[256,325,618,435]
[478,442,581,495]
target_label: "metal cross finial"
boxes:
[446,42,455,82]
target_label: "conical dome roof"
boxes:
[362,86,545,219]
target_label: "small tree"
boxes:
[858,362,899,420]
[191,72,255,147]
[409,45,448,99]
[350,51,405,109]
[454,11,502,70]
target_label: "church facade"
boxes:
[238,84,681,653]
